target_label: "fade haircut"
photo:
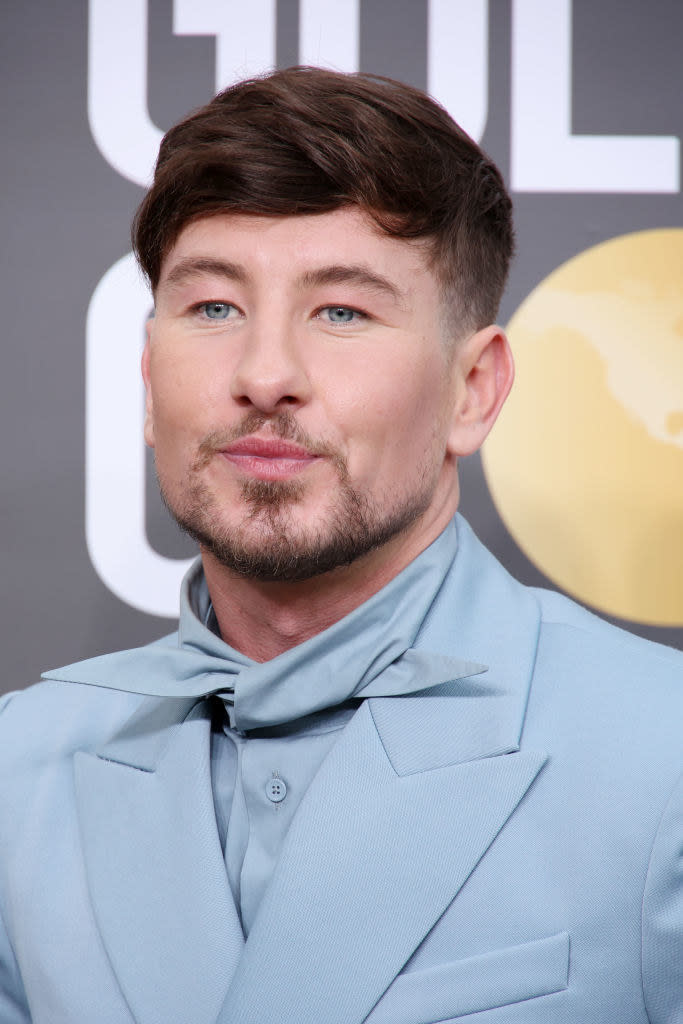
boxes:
[132,66,514,333]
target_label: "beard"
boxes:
[158,411,437,583]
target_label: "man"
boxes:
[0,67,681,1024]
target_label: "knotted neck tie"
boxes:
[45,521,486,731]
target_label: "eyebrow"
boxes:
[160,256,406,306]
[297,265,406,305]
[160,257,248,291]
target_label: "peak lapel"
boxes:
[74,698,244,1024]
[218,701,546,1024]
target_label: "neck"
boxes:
[201,506,457,662]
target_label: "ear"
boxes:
[447,325,514,457]
[141,320,155,448]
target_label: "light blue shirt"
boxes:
[178,521,476,934]
[212,706,356,934]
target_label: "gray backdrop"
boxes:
[2,0,682,695]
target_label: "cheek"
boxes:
[150,350,227,439]
[334,359,448,472]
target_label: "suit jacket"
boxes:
[1,517,681,1024]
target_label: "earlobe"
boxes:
[447,325,514,457]
[141,326,155,448]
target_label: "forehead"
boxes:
[157,208,436,295]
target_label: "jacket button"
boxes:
[265,776,287,803]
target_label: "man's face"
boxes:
[143,208,467,581]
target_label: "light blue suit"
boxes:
[1,517,681,1023]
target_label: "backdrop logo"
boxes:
[482,229,683,626]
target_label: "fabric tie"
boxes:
[44,521,487,731]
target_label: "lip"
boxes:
[220,435,319,480]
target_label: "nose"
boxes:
[230,321,312,413]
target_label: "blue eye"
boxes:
[321,306,364,325]
[201,302,234,320]
[328,307,354,323]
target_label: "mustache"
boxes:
[192,411,342,470]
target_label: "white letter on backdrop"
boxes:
[89,0,277,186]
[299,0,360,72]
[88,0,162,187]
[174,0,276,90]
[511,0,679,192]
[427,0,488,143]
[86,254,194,617]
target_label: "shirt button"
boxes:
[265,777,287,803]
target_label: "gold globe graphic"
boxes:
[482,228,683,626]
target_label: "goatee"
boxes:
[159,411,434,582]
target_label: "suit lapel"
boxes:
[74,698,244,1024]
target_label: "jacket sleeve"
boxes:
[641,771,683,1024]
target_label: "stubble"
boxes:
[158,410,436,582]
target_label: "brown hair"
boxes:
[132,66,513,332]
